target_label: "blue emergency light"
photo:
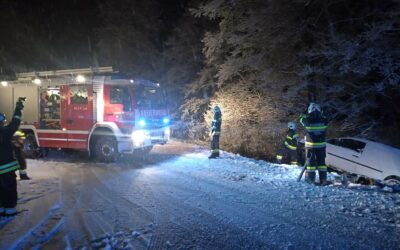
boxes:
[138,119,146,127]
[163,118,170,125]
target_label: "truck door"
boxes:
[37,85,67,148]
[66,84,93,149]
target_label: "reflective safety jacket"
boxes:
[299,112,328,149]
[0,108,22,174]
[211,112,222,135]
[284,129,298,150]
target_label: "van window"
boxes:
[327,138,340,146]
[339,139,366,152]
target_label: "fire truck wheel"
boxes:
[24,133,40,159]
[95,136,118,162]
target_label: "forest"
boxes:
[0,0,399,160]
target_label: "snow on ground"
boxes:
[0,140,399,249]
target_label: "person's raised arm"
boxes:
[7,98,25,134]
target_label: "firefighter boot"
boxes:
[20,173,31,180]
[19,170,31,180]
[208,149,220,159]
[208,153,219,159]
[319,171,328,186]
[4,208,17,217]
[306,171,316,184]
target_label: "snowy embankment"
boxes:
[212,151,400,225]
[0,140,399,249]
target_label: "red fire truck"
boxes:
[0,67,170,162]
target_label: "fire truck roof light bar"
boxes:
[16,66,115,79]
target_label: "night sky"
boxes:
[0,0,186,75]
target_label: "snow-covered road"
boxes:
[0,140,399,249]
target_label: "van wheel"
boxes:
[95,136,118,162]
[24,134,40,158]
[356,177,374,185]
[384,176,400,186]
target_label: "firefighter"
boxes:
[275,122,299,165]
[0,99,24,216]
[299,102,329,185]
[12,131,31,180]
[285,122,299,165]
[209,105,222,159]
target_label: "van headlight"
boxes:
[132,130,147,146]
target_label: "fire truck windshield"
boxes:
[135,85,166,109]
[110,86,132,112]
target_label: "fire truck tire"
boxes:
[95,136,118,162]
[24,133,41,159]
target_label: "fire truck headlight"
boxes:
[162,118,170,125]
[138,119,146,127]
[132,130,147,146]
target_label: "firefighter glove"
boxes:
[16,101,24,110]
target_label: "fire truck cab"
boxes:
[0,67,170,162]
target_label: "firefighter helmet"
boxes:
[288,122,296,130]
[0,113,6,127]
[14,130,26,140]
[213,105,221,114]
[307,102,321,114]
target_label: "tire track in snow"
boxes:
[51,163,157,249]
[0,164,61,250]
[88,164,164,249]
[126,155,378,249]
[6,204,63,250]
[98,161,271,249]
[42,163,98,248]
[200,169,382,248]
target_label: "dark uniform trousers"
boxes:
[285,148,298,165]
[0,171,18,208]
[306,147,327,182]
[211,134,220,156]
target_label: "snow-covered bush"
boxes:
[180,0,400,158]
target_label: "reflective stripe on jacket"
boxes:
[0,161,19,174]
[284,129,298,150]
[300,113,328,148]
